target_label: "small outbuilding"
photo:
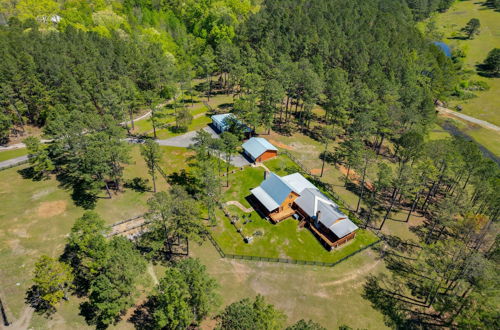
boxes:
[242,137,278,162]
[211,113,251,135]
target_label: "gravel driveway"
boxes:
[157,126,219,147]
[156,126,251,166]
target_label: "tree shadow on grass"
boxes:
[128,297,156,330]
[218,103,233,111]
[25,286,56,317]
[167,170,199,196]
[124,177,150,193]
[475,63,499,78]
[17,166,43,181]
[70,184,98,209]
[79,301,99,328]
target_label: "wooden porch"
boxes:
[269,208,296,223]
[308,222,356,249]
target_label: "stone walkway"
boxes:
[224,201,254,213]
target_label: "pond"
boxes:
[433,41,452,57]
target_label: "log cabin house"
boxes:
[251,172,358,250]
[242,137,278,163]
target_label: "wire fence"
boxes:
[109,215,144,228]
[205,230,380,268]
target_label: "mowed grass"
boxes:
[214,157,379,263]
[191,239,388,329]
[0,145,193,328]
[213,205,378,263]
[0,148,28,162]
[154,115,212,139]
[132,93,234,137]
[466,126,500,156]
[432,1,500,125]
[437,115,500,156]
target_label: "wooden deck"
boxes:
[308,222,356,249]
[269,208,296,223]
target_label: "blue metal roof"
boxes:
[250,186,280,211]
[211,113,251,132]
[211,113,233,131]
[242,137,278,160]
[251,172,295,211]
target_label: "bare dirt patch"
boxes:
[310,168,324,176]
[227,260,251,283]
[10,227,29,238]
[268,139,294,150]
[337,165,374,191]
[36,200,67,218]
[320,258,381,288]
[4,307,34,330]
[200,318,218,330]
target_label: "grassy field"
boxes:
[431,0,500,126]
[213,204,378,263]
[0,148,28,162]
[192,240,388,329]
[0,145,194,328]
[437,114,500,156]
[0,137,388,329]
[132,93,234,137]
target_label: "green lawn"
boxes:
[133,92,234,136]
[212,205,378,263]
[0,148,28,162]
[154,115,212,139]
[436,116,500,157]
[431,0,500,126]
[213,158,379,263]
[466,127,500,156]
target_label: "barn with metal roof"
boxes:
[242,137,278,162]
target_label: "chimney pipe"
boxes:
[314,210,321,228]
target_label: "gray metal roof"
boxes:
[282,173,316,193]
[251,171,358,238]
[295,188,358,238]
[242,137,277,160]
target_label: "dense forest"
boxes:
[0,0,498,329]
[0,0,456,144]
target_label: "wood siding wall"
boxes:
[256,150,278,162]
